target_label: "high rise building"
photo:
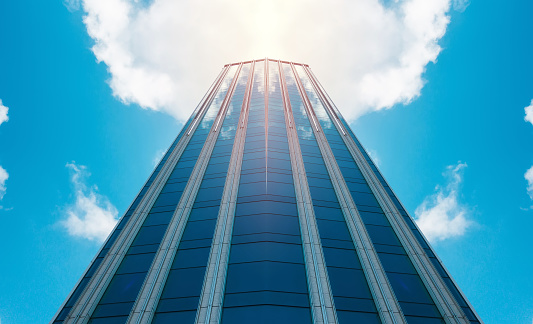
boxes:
[52,59,482,324]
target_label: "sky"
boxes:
[0,0,532,323]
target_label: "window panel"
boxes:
[351,192,380,207]
[132,225,167,246]
[172,247,211,269]
[309,186,338,202]
[232,233,301,245]
[334,296,377,313]
[194,186,224,202]
[168,167,194,181]
[161,181,187,194]
[235,201,298,217]
[388,273,433,304]
[127,244,159,255]
[188,206,221,222]
[306,176,333,188]
[267,158,292,171]
[238,182,267,197]
[99,272,146,304]
[374,244,406,255]
[358,211,390,227]
[366,225,401,246]
[88,316,128,324]
[268,151,290,160]
[230,242,304,264]
[199,177,227,189]
[152,311,196,323]
[222,305,311,324]
[178,238,213,250]
[345,181,372,194]
[180,219,217,241]
[327,267,372,299]
[312,199,341,208]
[187,199,221,209]
[400,301,441,318]
[403,316,444,324]
[224,291,309,308]
[321,238,355,250]
[304,163,329,175]
[378,253,417,275]
[313,206,344,222]
[241,158,266,171]
[153,192,182,208]
[322,247,360,269]
[240,172,266,184]
[316,219,352,241]
[243,151,266,160]
[156,296,199,313]
[268,140,289,151]
[91,302,134,318]
[143,211,174,226]
[225,261,308,294]
[233,214,300,236]
[116,253,155,274]
[336,311,381,324]
[357,205,383,214]
[160,268,206,299]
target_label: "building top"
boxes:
[224,58,309,67]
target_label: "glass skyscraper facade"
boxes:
[52,59,482,324]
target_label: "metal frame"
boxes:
[54,58,482,324]
[194,60,257,324]
[302,65,470,324]
[59,65,232,324]
[50,66,229,323]
[288,63,406,324]
[278,60,337,324]
[304,66,483,323]
[127,63,245,323]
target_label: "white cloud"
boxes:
[525,99,533,126]
[367,149,381,167]
[452,0,470,12]
[0,165,7,201]
[0,99,9,126]
[64,0,81,12]
[60,162,118,242]
[67,0,464,121]
[152,149,166,167]
[525,165,533,200]
[415,162,473,242]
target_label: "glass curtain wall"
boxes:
[294,64,445,324]
[221,61,312,324]
[282,63,381,324]
[52,60,482,324]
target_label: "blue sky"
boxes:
[0,0,532,323]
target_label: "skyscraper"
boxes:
[52,59,482,324]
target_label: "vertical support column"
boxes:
[289,63,406,324]
[127,63,246,324]
[194,60,257,324]
[63,65,232,324]
[302,66,469,324]
[278,61,337,324]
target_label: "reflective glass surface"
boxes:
[56,61,479,324]
[294,64,444,323]
[303,65,478,322]
[89,64,241,322]
[154,63,251,319]
[284,63,380,322]
[221,61,311,323]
